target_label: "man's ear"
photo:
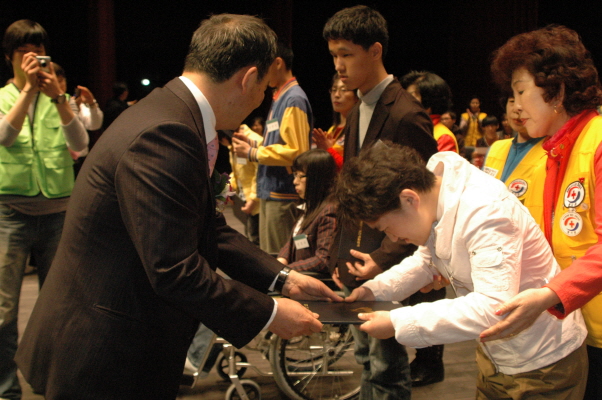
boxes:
[399,189,420,209]
[369,42,383,60]
[241,66,259,95]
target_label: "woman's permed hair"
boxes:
[491,24,602,115]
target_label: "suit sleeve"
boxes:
[117,123,276,347]
[396,109,438,162]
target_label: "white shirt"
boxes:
[179,76,217,145]
[357,74,394,148]
[77,100,104,131]
[363,152,586,374]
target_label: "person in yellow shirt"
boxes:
[483,96,545,226]
[460,96,486,148]
[229,124,263,245]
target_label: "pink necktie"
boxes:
[207,135,218,175]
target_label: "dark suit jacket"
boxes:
[16,78,283,399]
[330,78,438,287]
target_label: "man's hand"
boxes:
[241,199,255,215]
[331,268,343,289]
[312,128,335,150]
[358,311,395,339]
[269,297,322,339]
[232,137,251,158]
[282,270,343,302]
[479,287,560,342]
[344,286,375,302]
[419,274,451,293]
[346,250,383,280]
[37,61,62,100]
[21,52,41,92]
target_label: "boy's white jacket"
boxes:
[363,151,586,375]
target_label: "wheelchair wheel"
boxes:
[225,379,261,400]
[217,351,248,381]
[269,324,361,400]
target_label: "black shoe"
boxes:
[410,345,445,387]
[411,363,444,387]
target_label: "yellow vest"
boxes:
[483,138,546,228]
[433,123,459,153]
[461,112,486,147]
[229,124,262,216]
[551,116,602,347]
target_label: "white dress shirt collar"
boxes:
[178,76,217,144]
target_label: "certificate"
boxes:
[301,301,402,324]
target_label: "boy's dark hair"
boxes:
[401,70,453,115]
[184,14,277,83]
[443,110,456,120]
[3,19,49,61]
[276,41,294,71]
[335,141,436,223]
[323,5,389,59]
[481,115,499,127]
[293,149,337,231]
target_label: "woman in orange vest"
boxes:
[482,25,602,400]
[312,73,358,170]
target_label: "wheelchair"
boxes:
[182,274,361,400]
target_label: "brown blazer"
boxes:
[16,78,283,399]
[330,78,438,288]
[278,203,337,273]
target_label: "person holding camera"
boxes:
[0,19,88,400]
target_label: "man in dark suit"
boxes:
[323,6,438,399]
[15,14,340,400]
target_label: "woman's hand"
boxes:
[77,85,96,106]
[312,128,335,150]
[479,287,561,342]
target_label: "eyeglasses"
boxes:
[329,87,351,95]
[293,172,307,180]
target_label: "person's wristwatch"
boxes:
[51,93,67,104]
[274,266,291,292]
